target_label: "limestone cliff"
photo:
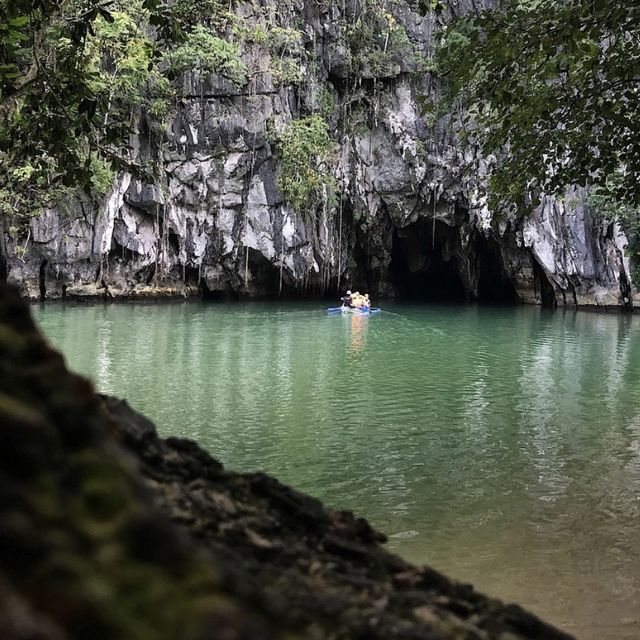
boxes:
[3,0,634,308]
[0,283,574,638]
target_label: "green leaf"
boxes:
[8,16,28,28]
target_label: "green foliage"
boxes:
[436,0,640,212]
[89,155,117,196]
[268,27,305,86]
[339,2,414,79]
[170,0,231,29]
[241,24,270,45]
[87,4,172,123]
[271,57,302,86]
[0,0,178,226]
[275,116,336,216]
[233,20,304,87]
[363,48,400,79]
[317,87,336,120]
[168,25,246,84]
[267,26,304,54]
[0,0,250,228]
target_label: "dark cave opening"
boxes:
[168,230,181,256]
[178,265,232,301]
[247,248,287,296]
[389,220,521,304]
[199,250,290,300]
[390,220,467,302]
[200,279,238,301]
[109,243,140,264]
[144,265,156,286]
[0,218,7,282]
[532,259,557,308]
[475,234,518,304]
[352,230,379,297]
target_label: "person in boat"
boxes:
[355,292,370,310]
[341,290,354,308]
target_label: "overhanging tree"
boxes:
[436,0,640,212]
[0,0,177,228]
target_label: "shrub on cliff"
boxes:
[274,115,337,218]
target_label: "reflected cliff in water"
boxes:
[35,301,640,639]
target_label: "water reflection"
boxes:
[33,301,640,639]
[348,313,368,354]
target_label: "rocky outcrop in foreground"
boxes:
[0,284,573,639]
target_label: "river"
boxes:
[33,300,640,639]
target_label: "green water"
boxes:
[33,301,640,639]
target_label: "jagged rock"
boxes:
[3,0,634,308]
[0,284,574,639]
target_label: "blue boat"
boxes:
[327,306,381,315]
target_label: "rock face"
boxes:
[3,0,635,308]
[0,283,575,639]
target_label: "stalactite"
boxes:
[337,192,343,294]
[278,235,284,297]
[245,246,250,290]
[432,185,436,251]
[154,205,160,289]
[243,130,258,293]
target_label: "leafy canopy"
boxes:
[0,0,177,223]
[437,0,640,212]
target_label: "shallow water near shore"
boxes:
[34,300,640,639]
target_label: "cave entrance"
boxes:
[390,220,467,302]
[475,235,518,304]
[200,280,238,301]
[245,248,290,298]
